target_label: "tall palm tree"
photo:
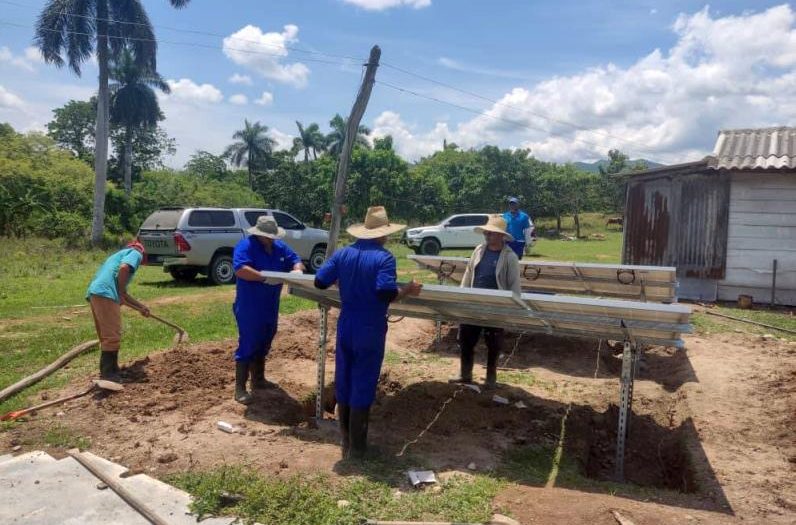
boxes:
[109,47,170,195]
[325,113,371,158]
[225,119,277,190]
[35,0,191,245]
[293,121,325,162]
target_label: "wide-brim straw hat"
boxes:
[247,215,285,239]
[346,206,406,239]
[474,214,514,242]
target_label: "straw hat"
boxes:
[474,214,514,241]
[247,215,285,239]
[346,206,406,239]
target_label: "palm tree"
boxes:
[109,47,170,195]
[225,119,277,190]
[325,114,371,157]
[293,121,325,162]
[35,0,191,245]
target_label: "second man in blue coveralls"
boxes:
[314,206,422,459]
[232,216,305,405]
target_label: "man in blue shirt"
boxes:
[86,240,150,383]
[232,216,304,404]
[314,206,422,459]
[502,197,533,259]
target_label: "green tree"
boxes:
[35,0,191,245]
[46,99,96,163]
[109,47,170,195]
[185,150,229,180]
[325,113,370,157]
[293,121,325,162]
[597,149,648,212]
[558,164,600,238]
[225,119,277,190]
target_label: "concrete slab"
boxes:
[0,451,238,524]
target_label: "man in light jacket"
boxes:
[450,215,520,388]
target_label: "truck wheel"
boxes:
[209,254,235,285]
[169,268,198,283]
[419,238,441,256]
[309,245,327,273]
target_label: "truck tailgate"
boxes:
[138,229,177,263]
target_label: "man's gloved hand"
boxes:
[289,269,303,274]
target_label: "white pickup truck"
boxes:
[137,207,329,284]
[403,213,536,255]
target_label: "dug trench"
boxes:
[3,309,794,523]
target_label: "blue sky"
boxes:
[1,0,794,166]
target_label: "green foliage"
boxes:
[597,149,648,212]
[185,150,230,180]
[0,125,259,242]
[44,425,91,450]
[47,99,96,163]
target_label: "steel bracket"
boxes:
[316,305,329,421]
[615,329,641,481]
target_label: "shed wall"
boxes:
[717,172,796,305]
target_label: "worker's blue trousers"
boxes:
[334,312,387,409]
[233,314,277,362]
[507,240,525,259]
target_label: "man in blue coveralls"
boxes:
[314,206,422,459]
[232,215,304,405]
[502,197,533,259]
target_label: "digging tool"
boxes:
[147,313,189,345]
[0,380,123,421]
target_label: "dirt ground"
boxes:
[3,309,795,524]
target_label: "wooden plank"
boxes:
[728,212,796,227]
[723,268,796,288]
[727,225,796,239]
[730,199,796,214]
[725,239,796,251]
[729,187,796,201]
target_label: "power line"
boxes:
[0,0,365,64]
[381,61,658,155]
[0,19,358,67]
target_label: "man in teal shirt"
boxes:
[86,240,150,382]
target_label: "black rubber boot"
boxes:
[99,351,121,383]
[234,361,253,405]
[448,345,474,384]
[349,408,370,460]
[338,404,351,459]
[250,356,276,389]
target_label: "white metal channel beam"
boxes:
[408,255,678,303]
[262,272,692,347]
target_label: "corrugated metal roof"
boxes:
[707,127,796,170]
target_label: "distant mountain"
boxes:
[573,159,665,173]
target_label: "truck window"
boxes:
[244,211,268,226]
[272,212,303,230]
[447,216,469,227]
[188,210,236,227]
[140,209,183,230]
[469,215,489,226]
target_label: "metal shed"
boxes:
[623,127,796,305]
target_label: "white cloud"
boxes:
[374,4,796,164]
[0,46,38,72]
[165,78,223,104]
[254,91,274,106]
[228,73,253,85]
[341,0,431,10]
[228,94,248,105]
[267,127,294,152]
[222,25,310,88]
[0,85,24,109]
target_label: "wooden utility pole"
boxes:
[325,45,381,259]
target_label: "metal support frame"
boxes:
[435,272,445,343]
[316,305,329,421]
[615,322,642,481]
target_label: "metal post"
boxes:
[615,338,636,481]
[316,305,329,421]
[771,259,778,307]
[435,272,444,343]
